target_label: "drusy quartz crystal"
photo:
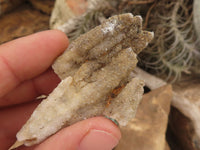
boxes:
[10,13,153,149]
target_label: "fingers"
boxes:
[0,101,39,150]
[0,30,68,98]
[36,117,121,150]
[1,102,121,150]
[0,69,60,107]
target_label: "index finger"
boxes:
[0,30,68,98]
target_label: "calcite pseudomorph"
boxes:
[10,13,154,149]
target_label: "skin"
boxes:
[0,30,121,150]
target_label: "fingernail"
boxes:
[78,129,119,150]
[105,116,119,126]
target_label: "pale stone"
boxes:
[11,14,153,148]
[115,85,172,150]
[50,0,88,29]
[16,47,144,146]
[53,14,154,79]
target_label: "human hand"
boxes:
[0,30,121,150]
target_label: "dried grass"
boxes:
[140,0,200,82]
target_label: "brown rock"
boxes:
[169,78,200,150]
[0,0,25,16]
[28,0,55,15]
[131,66,200,149]
[115,85,172,150]
[0,4,49,44]
[169,107,199,150]
[165,142,171,150]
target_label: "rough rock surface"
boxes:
[115,85,172,150]
[28,0,55,15]
[0,4,49,44]
[10,13,153,149]
[16,49,144,146]
[0,0,25,16]
[53,14,153,79]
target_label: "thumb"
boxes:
[35,117,121,150]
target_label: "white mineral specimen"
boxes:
[10,13,153,149]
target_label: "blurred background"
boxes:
[1,1,200,150]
